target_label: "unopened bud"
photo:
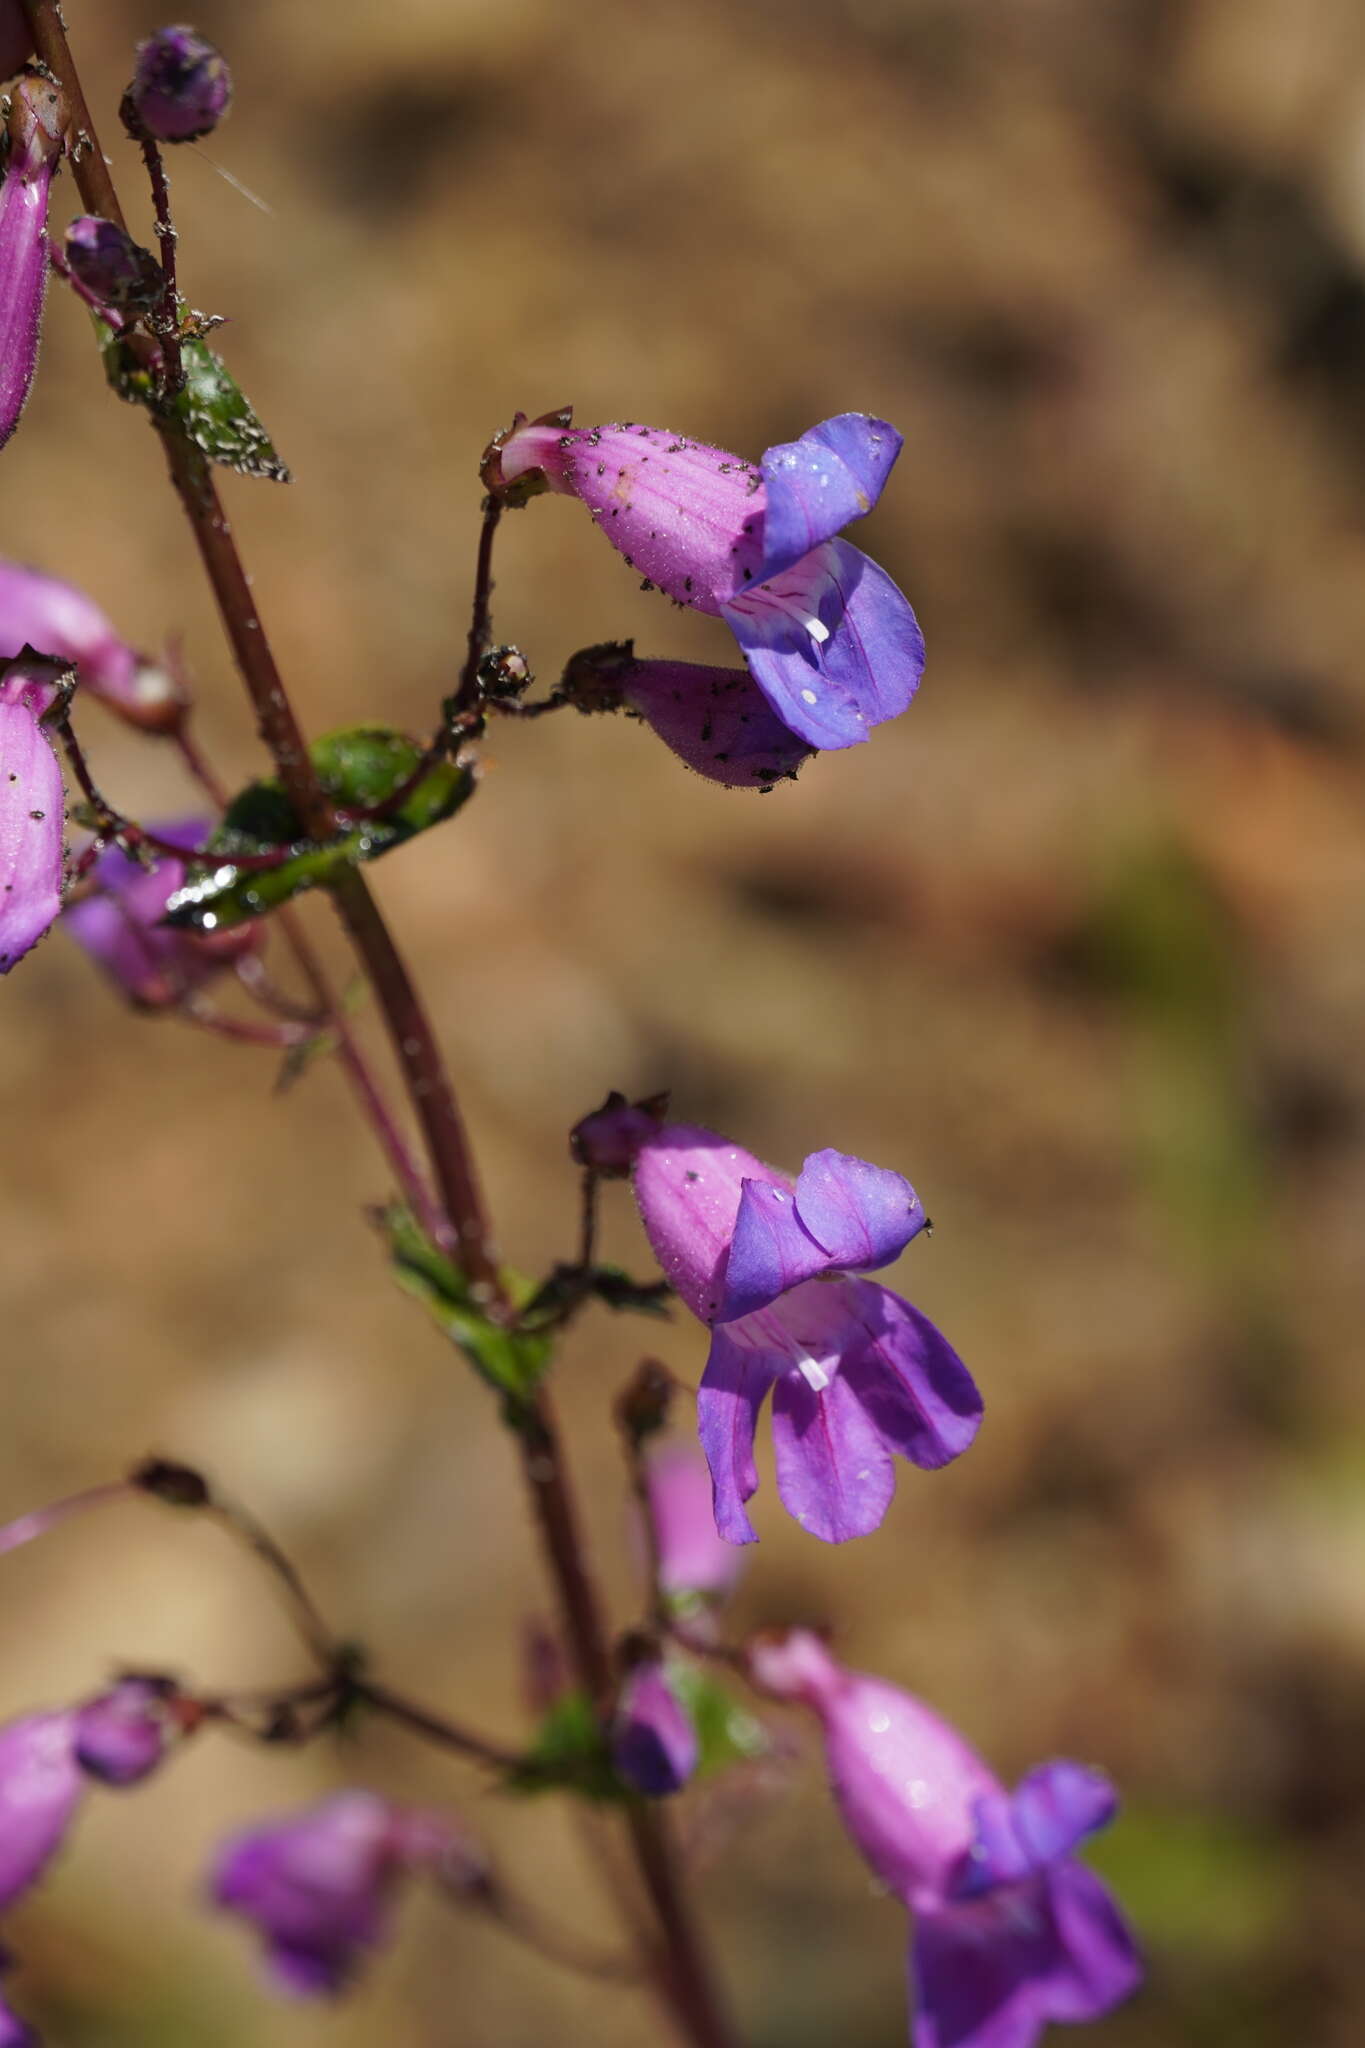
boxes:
[73,1677,176,1787]
[569,1088,667,1175]
[128,1456,211,1508]
[128,26,232,143]
[65,216,162,311]
[611,1659,698,1797]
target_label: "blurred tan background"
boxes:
[4,0,1365,2041]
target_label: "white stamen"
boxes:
[794,1348,830,1392]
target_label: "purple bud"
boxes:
[73,1679,174,1787]
[64,216,162,311]
[611,1662,698,1797]
[644,1442,744,1604]
[63,817,258,1008]
[569,1089,666,1176]
[0,562,179,730]
[0,655,68,976]
[0,1714,82,1909]
[129,26,232,143]
[0,77,64,453]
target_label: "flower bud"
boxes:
[610,1660,698,1797]
[569,1089,666,1176]
[64,216,162,311]
[63,817,258,1009]
[0,76,64,453]
[73,1679,175,1787]
[128,26,232,143]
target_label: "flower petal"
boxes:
[717,1178,831,1322]
[0,695,65,975]
[770,1365,896,1543]
[911,1900,1051,2048]
[621,660,810,788]
[1012,1763,1118,1869]
[724,539,924,750]
[695,1326,776,1546]
[793,1148,926,1271]
[0,1715,82,1909]
[841,1284,982,1471]
[759,414,903,583]
[1040,1861,1143,2023]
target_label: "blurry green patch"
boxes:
[1088,1806,1298,1959]
[670,1661,771,1772]
[510,1664,768,1802]
[1070,838,1242,1042]
[100,321,290,480]
[165,727,474,931]
[378,1204,552,1411]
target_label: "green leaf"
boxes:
[100,320,291,480]
[508,1692,623,1801]
[164,726,475,932]
[378,1204,552,1410]
[668,1663,770,1774]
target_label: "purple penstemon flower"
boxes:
[0,654,68,975]
[0,76,63,454]
[751,1631,1142,2048]
[490,411,924,753]
[632,1126,982,1544]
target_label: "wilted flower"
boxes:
[63,817,255,1008]
[633,1126,981,1543]
[213,1792,449,1996]
[0,654,67,975]
[489,412,924,753]
[0,76,64,453]
[569,1088,666,1177]
[0,562,179,729]
[611,1660,699,1797]
[127,26,232,143]
[751,1632,1142,2048]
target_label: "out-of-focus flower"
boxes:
[0,562,179,730]
[489,411,923,753]
[213,1792,442,1996]
[633,1126,981,1543]
[0,1952,37,2048]
[0,1716,81,1910]
[72,1679,175,1787]
[611,1661,699,1797]
[644,1441,745,1606]
[127,27,232,143]
[569,1088,666,1177]
[63,817,256,1008]
[0,654,67,975]
[0,1683,178,1908]
[751,1632,1142,2048]
[0,76,63,453]
[64,216,162,312]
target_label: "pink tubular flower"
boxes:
[0,76,63,453]
[0,563,179,730]
[751,1633,1142,2048]
[62,817,256,1007]
[0,654,67,975]
[633,1125,981,1544]
[490,411,924,753]
[643,1441,745,1606]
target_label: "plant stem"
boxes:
[28,8,736,2040]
